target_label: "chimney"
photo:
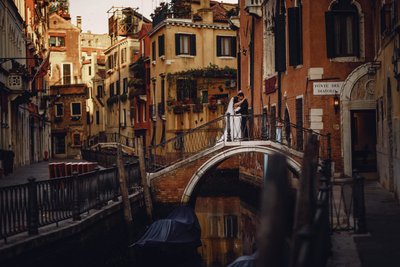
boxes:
[200,0,210,9]
[198,0,212,24]
[77,16,82,29]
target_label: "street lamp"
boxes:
[333,94,340,114]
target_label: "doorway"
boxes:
[351,110,377,173]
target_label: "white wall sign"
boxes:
[313,82,343,95]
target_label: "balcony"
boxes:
[244,0,262,17]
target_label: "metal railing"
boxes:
[81,149,138,168]
[0,162,142,243]
[330,170,367,233]
[147,112,331,172]
[86,132,136,149]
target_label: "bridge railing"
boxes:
[85,132,135,148]
[0,162,141,244]
[147,112,331,172]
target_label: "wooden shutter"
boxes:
[288,7,302,66]
[190,34,196,56]
[152,41,156,60]
[231,37,237,57]
[295,98,303,151]
[325,11,335,58]
[158,35,165,57]
[274,14,286,72]
[217,36,222,56]
[175,34,181,55]
[353,13,360,57]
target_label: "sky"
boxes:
[69,0,239,34]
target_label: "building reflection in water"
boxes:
[195,196,259,267]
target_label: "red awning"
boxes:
[264,76,277,94]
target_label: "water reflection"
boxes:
[196,196,259,267]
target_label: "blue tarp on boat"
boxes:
[132,206,201,248]
[227,252,257,267]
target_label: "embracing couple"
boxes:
[220,92,248,141]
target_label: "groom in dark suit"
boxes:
[235,92,249,139]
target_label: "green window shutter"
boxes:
[288,7,302,66]
[175,34,181,55]
[190,34,196,56]
[325,11,335,59]
[217,36,222,56]
[274,14,286,72]
[158,35,165,57]
[230,37,237,57]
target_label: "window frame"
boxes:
[176,79,197,102]
[217,36,236,57]
[55,103,64,117]
[49,36,65,47]
[325,3,360,59]
[72,132,81,146]
[70,102,82,117]
[175,33,196,56]
[61,63,72,85]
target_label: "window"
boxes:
[71,102,82,116]
[121,47,127,64]
[381,1,395,36]
[325,1,359,58]
[123,78,128,94]
[49,36,65,47]
[152,41,156,61]
[96,110,100,125]
[158,34,165,57]
[217,36,236,57]
[176,79,197,102]
[296,97,303,151]
[55,103,64,117]
[73,133,81,146]
[224,215,238,238]
[110,83,115,96]
[116,80,120,95]
[175,34,196,56]
[107,55,113,69]
[209,216,221,237]
[88,66,92,76]
[288,6,303,66]
[62,64,72,85]
[121,108,126,127]
[114,52,118,67]
[97,85,103,97]
[54,135,66,154]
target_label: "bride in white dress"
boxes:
[218,96,242,142]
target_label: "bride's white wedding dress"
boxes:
[218,97,242,142]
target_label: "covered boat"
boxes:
[131,206,202,266]
[227,252,257,267]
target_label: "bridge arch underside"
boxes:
[181,146,302,205]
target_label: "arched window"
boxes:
[325,0,360,58]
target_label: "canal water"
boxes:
[3,169,261,267]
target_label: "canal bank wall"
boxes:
[0,193,148,267]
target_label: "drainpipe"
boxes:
[250,15,255,112]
